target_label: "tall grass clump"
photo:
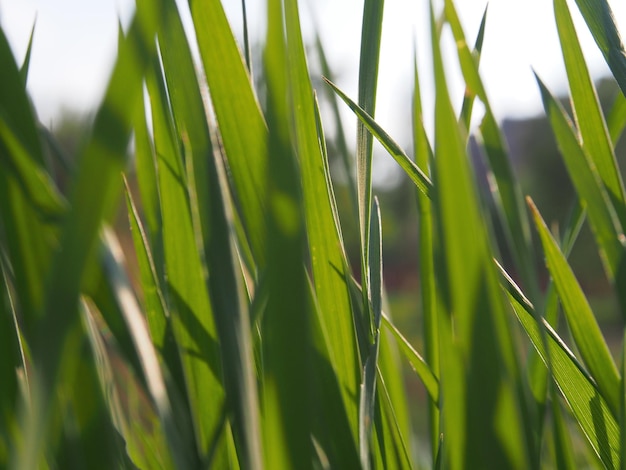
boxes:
[1,0,626,468]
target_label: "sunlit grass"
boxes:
[1,0,626,468]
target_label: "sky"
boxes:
[0,0,624,165]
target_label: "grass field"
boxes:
[2,0,626,468]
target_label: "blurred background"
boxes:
[1,0,625,444]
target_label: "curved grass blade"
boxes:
[381,313,438,403]
[528,197,621,416]
[505,274,620,469]
[536,76,626,307]
[555,0,626,231]
[324,78,433,199]
[571,0,626,96]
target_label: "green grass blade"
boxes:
[241,0,252,74]
[100,230,188,469]
[124,182,190,400]
[0,27,42,164]
[506,283,620,469]
[0,26,55,338]
[19,20,36,84]
[0,262,22,466]
[445,0,538,299]
[373,367,414,469]
[188,0,268,265]
[133,83,162,259]
[146,54,228,465]
[412,47,440,463]
[282,0,360,446]
[158,2,263,465]
[314,29,358,219]
[607,91,626,145]
[355,0,385,339]
[528,197,621,416]
[13,3,165,466]
[536,76,626,298]
[381,313,439,403]
[555,0,626,231]
[459,5,488,128]
[571,0,626,95]
[0,117,66,222]
[359,197,383,469]
[324,78,433,199]
[431,3,530,466]
[261,2,316,466]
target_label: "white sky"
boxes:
[0,0,624,152]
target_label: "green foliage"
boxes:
[1,0,626,468]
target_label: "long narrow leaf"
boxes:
[505,277,620,469]
[324,78,433,199]
[555,0,626,231]
[572,0,626,95]
[528,197,621,416]
[282,0,360,446]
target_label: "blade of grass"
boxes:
[324,78,433,198]
[359,198,383,469]
[412,43,440,464]
[355,0,385,343]
[188,0,268,265]
[0,260,22,466]
[536,75,626,309]
[505,277,620,469]
[313,27,358,219]
[14,3,165,467]
[381,313,438,403]
[459,5,488,128]
[100,229,187,469]
[445,0,538,301]
[282,0,361,447]
[607,90,626,145]
[376,309,413,467]
[555,0,626,231]
[262,2,314,467]
[19,20,36,84]
[375,366,414,469]
[146,53,228,466]
[528,197,621,416]
[124,182,191,413]
[431,2,530,467]
[0,26,55,339]
[571,0,626,95]
[158,2,263,465]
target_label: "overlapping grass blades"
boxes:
[3,0,626,467]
